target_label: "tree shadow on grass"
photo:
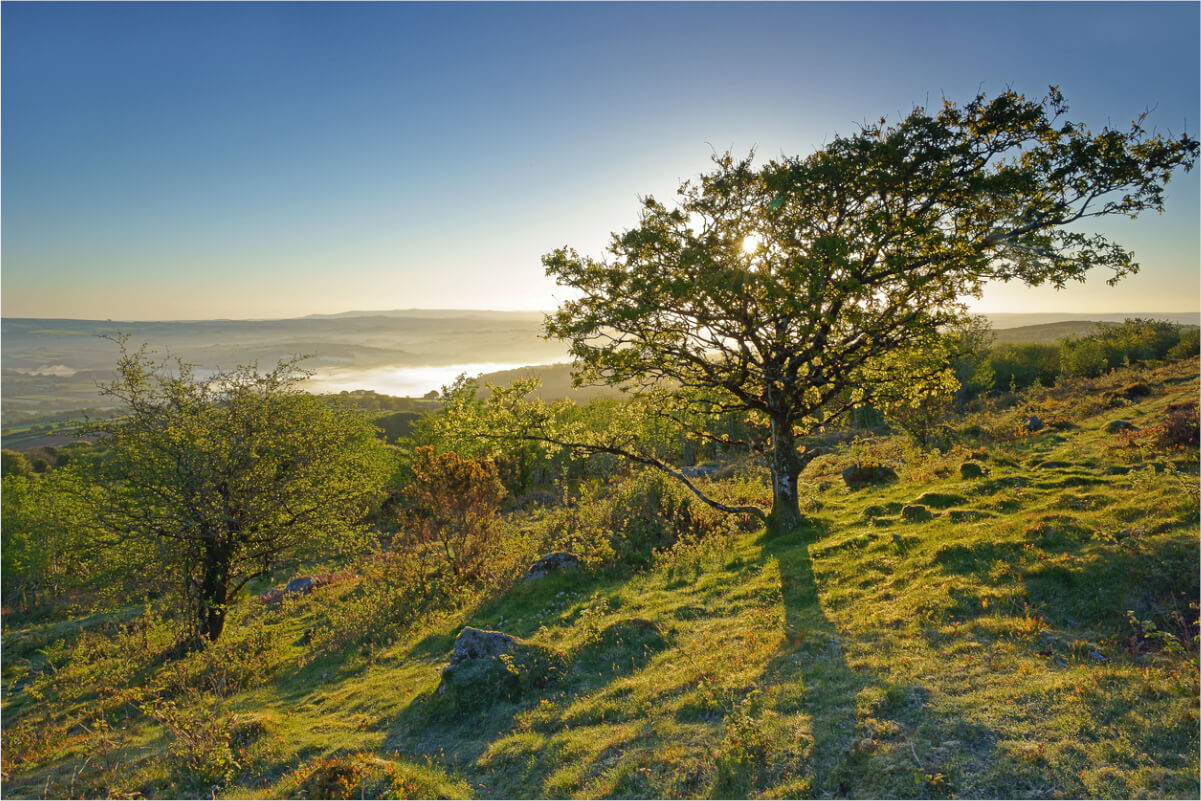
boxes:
[744,519,1002,799]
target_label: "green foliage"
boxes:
[1,469,112,611]
[1166,327,1200,361]
[533,469,757,570]
[867,340,961,449]
[81,338,391,643]
[986,343,1062,391]
[2,448,32,477]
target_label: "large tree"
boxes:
[83,340,391,643]
[531,88,1196,532]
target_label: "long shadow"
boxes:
[749,520,878,797]
[749,519,1002,799]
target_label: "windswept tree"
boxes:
[83,339,391,644]
[498,88,1196,532]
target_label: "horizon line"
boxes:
[1,308,1199,324]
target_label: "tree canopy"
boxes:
[531,88,1197,531]
[81,340,391,643]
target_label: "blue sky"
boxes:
[3,1,1198,320]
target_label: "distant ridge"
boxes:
[301,309,547,321]
[982,312,1198,329]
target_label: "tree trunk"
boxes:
[767,416,803,533]
[197,546,231,643]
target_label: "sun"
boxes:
[741,233,762,254]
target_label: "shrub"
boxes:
[1060,336,1109,378]
[1166,327,1200,361]
[986,343,1060,391]
[277,752,473,799]
[400,447,506,583]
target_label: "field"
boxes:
[2,356,1197,799]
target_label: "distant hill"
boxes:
[983,311,1198,329]
[475,363,625,404]
[991,320,1105,344]
[302,309,548,321]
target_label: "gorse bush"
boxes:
[399,446,507,583]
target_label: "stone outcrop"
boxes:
[436,627,564,703]
[522,552,580,582]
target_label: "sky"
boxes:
[3,1,1198,321]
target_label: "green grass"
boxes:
[2,359,1198,799]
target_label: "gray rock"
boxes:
[437,627,563,702]
[841,463,899,490]
[523,552,580,582]
[960,461,986,479]
[1022,415,1044,432]
[680,464,719,479]
[1105,420,1138,434]
[901,504,932,522]
[284,576,318,594]
[448,627,516,664]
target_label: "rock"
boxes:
[448,627,516,663]
[523,552,580,582]
[1037,461,1070,470]
[284,576,319,594]
[960,461,986,479]
[1105,420,1138,434]
[680,464,719,479]
[437,627,564,702]
[901,504,932,522]
[1021,415,1043,432]
[841,463,899,490]
[862,504,889,518]
[258,588,286,605]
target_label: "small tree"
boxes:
[400,446,505,583]
[526,88,1195,532]
[84,339,390,644]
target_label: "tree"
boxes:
[83,340,391,644]
[529,88,1196,532]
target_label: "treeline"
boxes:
[959,318,1199,399]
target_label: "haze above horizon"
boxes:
[3,2,1198,320]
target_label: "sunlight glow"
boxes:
[741,233,762,254]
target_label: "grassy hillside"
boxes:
[2,358,1198,799]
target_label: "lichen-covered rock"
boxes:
[523,552,580,582]
[436,627,564,703]
[959,461,986,479]
[285,576,319,594]
[1022,415,1044,432]
[841,463,899,490]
